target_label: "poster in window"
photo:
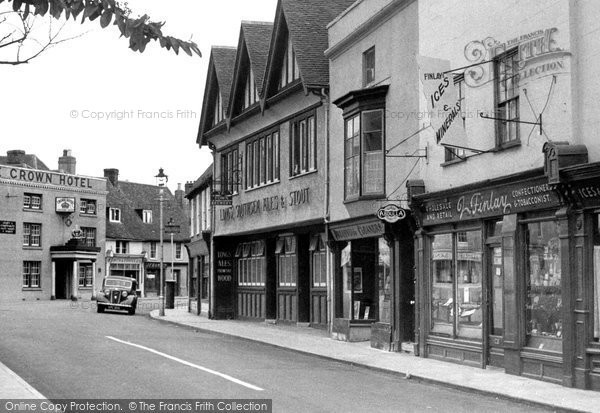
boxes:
[353,267,363,293]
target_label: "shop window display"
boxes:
[525,220,562,350]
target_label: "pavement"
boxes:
[148,306,600,413]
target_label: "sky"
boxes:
[1,0,278,192]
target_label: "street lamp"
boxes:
[155,168,168,316]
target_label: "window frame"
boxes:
[494,47,520,148]
[115,240,129,254]
[78,263,93,288]
[23,193,42,211]
[79,198,97,215]
[142,209,153,224]
[279,32,300,90]
[150,242,157,259]
[23,222,41,247]
[245,128,280,189]
[362,46,375,87]
[175,243,182,260]
[109,208,121,223]
[220,147,239,196]
[290,110,317,177]
[81,227,96,247]
[23,261,41,289]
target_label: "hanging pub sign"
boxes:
[0,220,16,234]
[377,204,407,223]
[55,197,75,213]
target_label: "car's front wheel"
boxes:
[128,308,135,316]
[97,304,105,313]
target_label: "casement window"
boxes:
[363,47,375,87]
[236,241,266,287]
[213,89,224,126]
[23,261,41,288]
[81,227,96,247]
[445,74,467,162]
[23,193,42,210]
[430,230,483,340]
[220,148,239,195]
[290,111,317,177]
[23,223,41,247]
[150,242,157,259]
[78,264,93,287]
[176,243,182,260]
[244,69,259,109]
[344,109,385,199]
[246,130,280,189]
[115,241,129,254]
[310,234,327,288]
[79,199,97,215]
[279,33,300,89]
[495,48,520,146]
[142,210,153,224]
[276,235,297,287]
[109,208,121,223]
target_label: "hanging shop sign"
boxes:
[0,220,16,234]
[55,197,76,213]
[377,204,407,223]
[420,176,560,226]
[331,221,385,241]
[219,187,310,222]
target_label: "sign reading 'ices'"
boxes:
[421,177,560,225]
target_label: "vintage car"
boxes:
[96,276,138,315]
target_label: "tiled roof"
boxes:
[212,47,238,114]
[185,165,213,199]
[241,21,274,94]
[106,180,190,242]
[0,154,49,170]
[280,0,355,87]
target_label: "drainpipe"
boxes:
[209,147,216,319]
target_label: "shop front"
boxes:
[186,238,210,315]
[411,168,577,384]
[329,216,414,350]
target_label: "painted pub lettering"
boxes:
[7,167,92,188]
[216,251,233,282]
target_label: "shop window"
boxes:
[431,231,483,339]
[176,243,182,260]
[81,227,96,247]
[246,130,279,189]
[150,242,157,259]
[23,223,41,247]
[78,264,93,287]
[115,241,129,254]
[23,193,42,210]
[525,220,562,351]
[344,109,385,199]
[290,111,317,177]
[237,241,266,287]
[79,198,97,215]
[310,234,327,288]
[23,261,41,288]
[276,236,297,287]
[109,208,121,223]
[363,46,375,87]
[594,214,600,342]
[495,48,520,147]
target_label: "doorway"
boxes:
[54,260,71,299]
[486,220,504,367]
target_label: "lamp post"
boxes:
[155,168,168,316]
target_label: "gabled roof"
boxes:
[106,180,189,242]
[227,21,273,118]
[263,0,356,95]
[185,165,213,199]
[197,46,237,145]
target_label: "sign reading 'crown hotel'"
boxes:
[0,166,95,188]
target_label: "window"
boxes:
[150,242,157,259]
[310,234,327,288]
[142,210,152,224]
[290,112,317,177]
[109,208,121,223]
[244,69,259,109]
[81,227,96,247]
[23,193,42,210]
[495,48,520,146]
[236,241,266,286]
[279,33,300,89]
[23,223,41,247]
[276,235,297,287]
[213,89,224,126]
[78,264,93,287]
[525,220,562,350]
[246,130,280,189]
[79,199,97,215]
[431,231,483,339]
[594,213,600,342]
[176,243,182,260]
[221,148,239,195]
[344,110,385,199]
[115,241,129,254]
[445,74,467,162]
[23,261,41,288]
[363,47,375,87]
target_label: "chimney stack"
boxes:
[104,168,119,187]
[175,183,185,208]
[6,150,27,166]
[58,149,76,175]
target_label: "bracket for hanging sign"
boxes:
[479,112,543,135]
[386,146,428,159]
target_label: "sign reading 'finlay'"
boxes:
[0,166,94,188]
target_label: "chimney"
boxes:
[184,181,194,196]
[7,150,26,166]
[104,168,119,187]
[175,183,185,208]
[58,149,76,175]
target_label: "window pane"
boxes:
[247,143,253,188]
[259,138,266,184]
[308,116,316,170]
[274,132,280,180]
[526,221,562,345]
[431,234,453,336]
[267,134,273,182]
[456,230,483,340]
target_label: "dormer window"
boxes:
[279,34,300,90]
[109,208,121,223]
[213,88,224,126]
[142,210,152,224]
[244,68,259,109]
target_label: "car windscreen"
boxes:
[104,279,132,289]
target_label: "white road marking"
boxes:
[106,336,264,391]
